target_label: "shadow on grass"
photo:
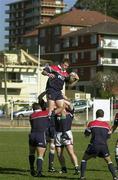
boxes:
[47,175,78,179]
[0,167,79,179]
[87,168,108,172]
[0,167,28,176]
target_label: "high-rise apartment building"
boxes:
[5,0,66,50]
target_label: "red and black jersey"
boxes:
[85,119,111,145]
[44,65,69,91]
[30,110,50,133]
[55,110,74,132]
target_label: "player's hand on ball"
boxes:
[70,72,79,80]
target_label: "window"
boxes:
[72,52,78,63]
[81,36,84,43]
[90,67,96,79]
[40,29,45,37]
[80,68,84,76]
[80,52,84,59]
[26,39,31,46]
[64,53,69,59]
[7,73,20,82]
[40,46,45,55]
[91,50,96,61]
[72,36,78,47]
[54,26,60,35]
[21,74,37,84]
[91,35,97,44]
[63,38,69,48]
[54,44,60,52]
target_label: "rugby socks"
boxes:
[48,152,55,169]
[29,154,35,170]
[37,157,43,175]
[108,162,116,178]
[80,160,87,178]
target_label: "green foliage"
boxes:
[92,70,118,98]
[74,0,118,19]
[99,89,113,98]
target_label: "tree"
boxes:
[74,0,118,19]
[92,71,118,98]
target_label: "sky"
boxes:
[0,0,77,51]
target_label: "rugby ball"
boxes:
[69,72,77,82]
[70,72,77,77]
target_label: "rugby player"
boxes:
[42,59,79,117]
[28,102,50,177]
[80,109,118,180]
[55,99,80,175]
[38,92,56,172]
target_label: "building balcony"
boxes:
[5,25,17,30]
[25,21,34,27]
[5,43,9,47]
[25,3,40,9]
[41,11,55,16]
[5,18,10,22]
[0,66,36,73]
[5,10,10,14]
[100,39,118,49]
[41,2,66,8]
[5,35,9,39]
[98,58,118,66]
[1,80,23,89]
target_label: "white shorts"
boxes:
[55,130,73,147]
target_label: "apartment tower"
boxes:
[5,0,66,50]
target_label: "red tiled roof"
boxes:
[61,21,118,38]
[37,9,118,28]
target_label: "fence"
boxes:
[0,99,117,127]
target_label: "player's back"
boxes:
[30,110,50,132]
[88,120,111,145]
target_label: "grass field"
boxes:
[0,130,117,180]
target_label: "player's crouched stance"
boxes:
[28,102,49,177]
[79,109,118,180]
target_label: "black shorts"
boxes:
[47,88,63,101]
[29,132,47,148]
[85,143,110,158]
[46,127,56,141]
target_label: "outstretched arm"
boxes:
[38,91,47,102]
[67,72,79,88]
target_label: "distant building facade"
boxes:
[60,22,118,95]
[36,9,118,96]
[5,0,66,50]
[37,9,118,63]
[0,50,49,103]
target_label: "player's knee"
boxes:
[50,142,55,153]
[57,151,62,158]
